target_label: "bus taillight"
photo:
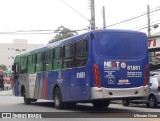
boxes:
[158,86,160,92]
[144,64,149,86]
[93,64,102,88]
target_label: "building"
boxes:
[148,32,160,49]
[0,39,44,71]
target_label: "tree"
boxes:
[0,64,8,71]
[49,26,78,43]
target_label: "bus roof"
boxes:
[15,29,146,58]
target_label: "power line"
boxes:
[0,28,88,35]
[132,19,160,30]
[136,22,160,31]
[106,13,147,28]
[60,0,89,22]
[15,30,54,32]
[106,7,160,28]
[0,32,54,35]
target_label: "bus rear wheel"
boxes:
[92,100,110,109]
[54,87,64,109]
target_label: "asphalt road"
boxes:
[0,95,159,121]
[0,96,159,112]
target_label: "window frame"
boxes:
[20,56,27,74]
[27,54,36,74]
[62,43,74,69]
[74,38,88,68]
[53,46,62,70]
[54,46,62,59]
[63,43,74,58]
[44,49,53,71]
[35,52,44,72]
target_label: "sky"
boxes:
[0,0,160,45]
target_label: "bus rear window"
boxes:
[94,32,147,57]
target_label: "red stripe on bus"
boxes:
[41,77,47,99]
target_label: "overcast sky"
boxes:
[0,0,160,44]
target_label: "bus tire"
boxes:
[92,100,110,109]
[65,102,77,108]
[146,103,150,108]
[54,87,64,109]
[122,100,130,106]
[149,95,158,108]
[23,88,31,105]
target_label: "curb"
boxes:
[0,90,13,96]
[0,94,13,96]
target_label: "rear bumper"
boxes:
[91,86,149,100]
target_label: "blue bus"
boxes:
[12,29,149,109]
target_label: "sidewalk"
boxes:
[0,90,13,96]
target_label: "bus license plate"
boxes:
[119,79,128,83]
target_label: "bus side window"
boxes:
[74,39,88,67]
[35,52,44,72]
[20,56,27,74]
[27,55,35,74]
[20,57,23,74]
[44,49,52,71]
[84,39,88,53]
[53,47,62,70]
[63,43,74,69]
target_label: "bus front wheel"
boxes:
[23,88,31,105]
[53,87,64,109]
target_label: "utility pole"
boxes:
[102,6,106,29]
[90,0,95,30]
[147,5,151,37]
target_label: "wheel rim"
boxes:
[123,100,126,105]
[122,100,129,106]
[149,97,155,107]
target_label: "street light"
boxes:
[153,24,159,29]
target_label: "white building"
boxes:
[0,39,44,70]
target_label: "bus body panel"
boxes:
[15,69,91,102]
[90,30,149,99]
[61,67,90,102]
[18,74,29,97]
[92,31,148,87]
[100,58,148,88]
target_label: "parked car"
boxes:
[122,69,160,108]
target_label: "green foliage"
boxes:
[0,64,8,71]
[49,26,78,43]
